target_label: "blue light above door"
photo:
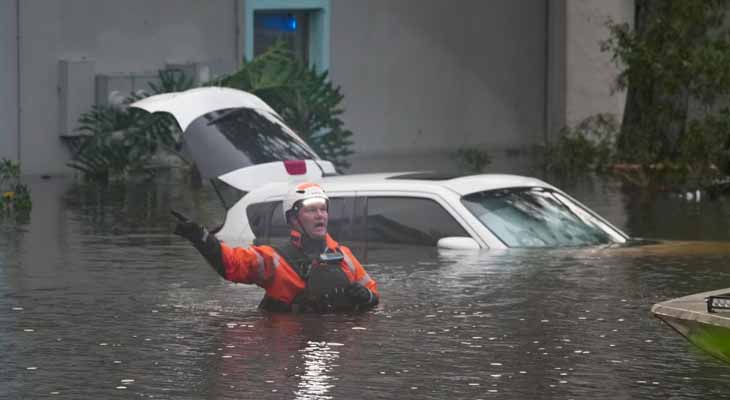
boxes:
[260,13,298,32]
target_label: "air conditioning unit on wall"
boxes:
[95,71,161,107]
[164,61,210,85]
[94,62,210,107]
[59,60,211,138]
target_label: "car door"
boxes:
[354,193,472,250]
[245,195,358,247]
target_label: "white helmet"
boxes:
[283,182,329,221]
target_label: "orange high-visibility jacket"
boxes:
[219,232,379,306]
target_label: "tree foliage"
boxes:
[67,69,190,182]
[542,114,618,176]
[0,158,31,216]
[451,147,492,174]
[603,0,730,174]
[67,43,355,182]
[211,42,354,169]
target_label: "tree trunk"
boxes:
[618,0,690,162]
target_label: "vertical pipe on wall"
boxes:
[542,0,551,146]
[545,0,566,145]
[15,0,21,162]
[234,0,240,66]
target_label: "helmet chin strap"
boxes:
[294,215,310,238]
[292,215,326,254]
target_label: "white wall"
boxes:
[329,0,547,171]
[18,0,241,175]
[0,1,18,162]
[565,0,633,126]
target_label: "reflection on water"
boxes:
[296,340,340,399]
[3,173,730,399]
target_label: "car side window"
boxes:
[364,197,469,245]
[248,198,354,245]
[269,202,289,241]
[324,197,354,242]
[246,201,277,243]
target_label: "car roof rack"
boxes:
[386,172,466,181]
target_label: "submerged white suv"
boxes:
[132,87,628,250]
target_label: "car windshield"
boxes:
[461,187,626,248]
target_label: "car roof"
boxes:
[315,172,557,197]
[242,172,558,204]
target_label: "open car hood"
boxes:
[130,87,336,191]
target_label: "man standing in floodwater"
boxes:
[173,182,379,312]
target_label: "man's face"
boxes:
[295,198,328,239]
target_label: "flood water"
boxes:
[4,172,730,399]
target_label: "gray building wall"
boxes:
[1,1,19,162]
[564,0,632,126]
[16,0,242,175]
[545,0,632,141]
[546,0,567,141]
[6,0,633,176]
[330,0,547,172]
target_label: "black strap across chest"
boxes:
[273,241,313,280]
[270,241,351,311]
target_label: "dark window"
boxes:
[210,178,245,210]
[183,108,320,179]
[363,197,469,246]
[254,11,310,63]
[325,197,355,242]
[246,197,355,245]
[246,201,277,240]
[269,202,289,241]
[201,108,317,164]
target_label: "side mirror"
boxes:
[437,236,481,250]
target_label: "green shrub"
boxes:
[68,43,356,181]
[0,158,31,215]
[451,147,491,174]
[602,1,730,178]
[67,69,191,182]
[211,41,354,170]
[542,113,618,175]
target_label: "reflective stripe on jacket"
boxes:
[219,232,379,306]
